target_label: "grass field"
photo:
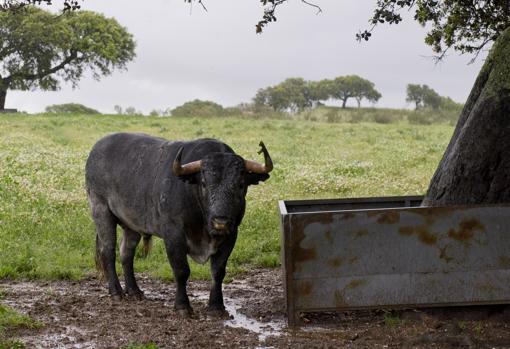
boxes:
[0,113,453,282]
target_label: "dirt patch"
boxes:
[1,269,510,348]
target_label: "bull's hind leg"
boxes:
[89,193,123,300]
[120,227,144,300]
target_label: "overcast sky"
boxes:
[7,0,489,113]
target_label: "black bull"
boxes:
[85,133,272,316]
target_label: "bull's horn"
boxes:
[172,147,202,176]
[245,141,273,174]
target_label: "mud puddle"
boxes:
[191,278,285,344]
[2,269,510,348]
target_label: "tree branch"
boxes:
[256,0,322,33]
[6,50,77,82]
[301,0,322,15]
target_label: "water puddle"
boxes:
[191,281,285,347]
[224,297,284,341]
[19,325,95,349]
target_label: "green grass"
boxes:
[383,312,405,327]
[122,343,159,349]
[0,291,41,348]
[0,113,453,281]
[298,105,461,125]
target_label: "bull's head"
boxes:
[172,142,272,236]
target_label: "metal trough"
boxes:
[279,195,510,326]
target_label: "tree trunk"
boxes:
[0,88,6,110]
[342,98,347,108]
[422,27,510,206]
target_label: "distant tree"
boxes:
[253,88,272,111]
[254,78,320,113]
[406,84,442,110]
[279,77,313,113]
[439,96,463,112]
[45,103,99,114]
[406,84,424,110]
[329,75,381,108]
[149,108,171,117]
[351,77,382,108]
[254,84,291,113]
[171,99,224,117]
[421,85,442,110]
[124,106,140,116]
[308,80,331,107]
[266,85,291,112]
[114,105,123,115]
[0,7,135,110]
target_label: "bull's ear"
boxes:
[246,173,270,186]
[177,173,200,184]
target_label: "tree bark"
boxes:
[342,98,347,108]
[422,27,510,206]
[0,88,6,110]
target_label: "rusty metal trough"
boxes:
[279,195,510,326]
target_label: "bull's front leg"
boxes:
[164,236,193,317]
[208,231,237,317]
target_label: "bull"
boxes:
[85,133,272,316]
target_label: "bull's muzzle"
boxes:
[212,217,229,231]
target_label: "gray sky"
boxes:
[7,0,488,113]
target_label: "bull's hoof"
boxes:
[125,289,145,301]
[111,293,123,302]
[207,307,232,320]
[175,308,194,319]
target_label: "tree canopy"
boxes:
[254,76,381,112]
[252,1,510,57]
[45,103,100,114]
[0,7,135,109]
[328,75,381,108]
[406,84,441,110]
[171,99,225,117]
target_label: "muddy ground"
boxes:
[1,268,510,348]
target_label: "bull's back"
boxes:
[86,133,173,231]
[86,133,168,194]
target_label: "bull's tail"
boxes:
[95,234,106,280]
[140,233,153,258]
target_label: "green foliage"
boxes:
[0,0,80,12]
[383,312,405,327]
[328,75,381,108]
[0,7,135,108]
[406,84,443,110]
[254,75,381,112]
[171,99,225,117]
[299,105,458,125]
[0,339,25,349]
[45,103,100,115]
[0,296,41,348]
[408,112,434,125]
[0,113,452,281]
[405,84,462,125]
[254,78,315,113]
[358,0,510,56]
